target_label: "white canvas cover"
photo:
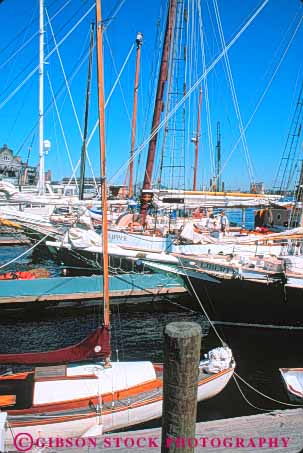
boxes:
[63,227,102,249]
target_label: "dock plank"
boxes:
[6,409,303,452]
[0,238,30,245]
[0,274,186,307]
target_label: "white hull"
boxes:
[5,367,234,445]
[280,368,303,403]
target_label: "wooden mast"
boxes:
[140,0,177,223]
[96,1,110,337]
[192,86,202,191]
[128,32,143,198]
[79,23,94,200]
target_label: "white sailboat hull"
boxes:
[5,365,234,445]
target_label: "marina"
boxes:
[1,0,303,450]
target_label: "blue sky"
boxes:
[0,0,302,191]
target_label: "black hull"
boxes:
[48,247,138,275]
[185,275,303,326]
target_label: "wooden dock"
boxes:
[0,273,187,309]
[13,409,300,452]
[0,238,30,246]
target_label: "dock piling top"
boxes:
[162,321,202,453]
[164,321,202,339]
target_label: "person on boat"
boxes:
[206,213,217,231]
[218,210,229,234]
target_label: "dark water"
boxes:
[0,301,301,425]
[0,218,302,427]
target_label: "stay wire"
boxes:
[218,12,303,185]
[0,2,96,112]
[0,0,73,96]
[109,0,270,184]
[0,0,72,64]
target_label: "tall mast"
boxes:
[79,23,95,200]
[140,0,177,221]
[192,86,202,191]
[128,32,143,198]
[216,121,221,191]
[38,0,45,195]
[96,0,110,330]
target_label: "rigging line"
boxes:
[46,7,83,141]
[67,160,81,187]
[49,36,99,189]
[3,2,36,95]
[0,1,93,102]
[218,12,303,185]
[232,376,273,412]
[197,0,215,178]
[109,0,270,184]
[0,36,94,179]
[104,0,127,31]
[50,93,61,178]
[104,31,133,124]
[204,0,238,142]
[184,0,193,183]
[0,233,51,270]
[0,0,72,72]
[136,12,165,192]
[213,0,255,184]
[176,259,226,347]
[85,152,98,190]
[234,371,303,408]
[0,3,96,112]
[166,259,303,410]
[156,1,176,187]
[158,1,182,189]
[214,0,255,185]
[86,42,135,147]
[286,62,303,127]
[47,72,78,187]
[0,0,68,55]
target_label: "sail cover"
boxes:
[0,327,111,364]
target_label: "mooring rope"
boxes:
[0,233,50,270]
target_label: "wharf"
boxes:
[0,238,30,245]
[7,409,301,452]
[0,273,187,309]
[8,409,303,453]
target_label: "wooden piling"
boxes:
[161,321,202,453]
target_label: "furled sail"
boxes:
[0,327,110,364]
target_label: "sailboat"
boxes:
[0,0,234,444]
[279,368,303,403]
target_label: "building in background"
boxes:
[0,144,37,185]
[250,182,264,194]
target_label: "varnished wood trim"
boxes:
[9,378,163,415]
[35,374,98,382]
[9,368,234,428]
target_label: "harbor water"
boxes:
[0,222,302,427]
